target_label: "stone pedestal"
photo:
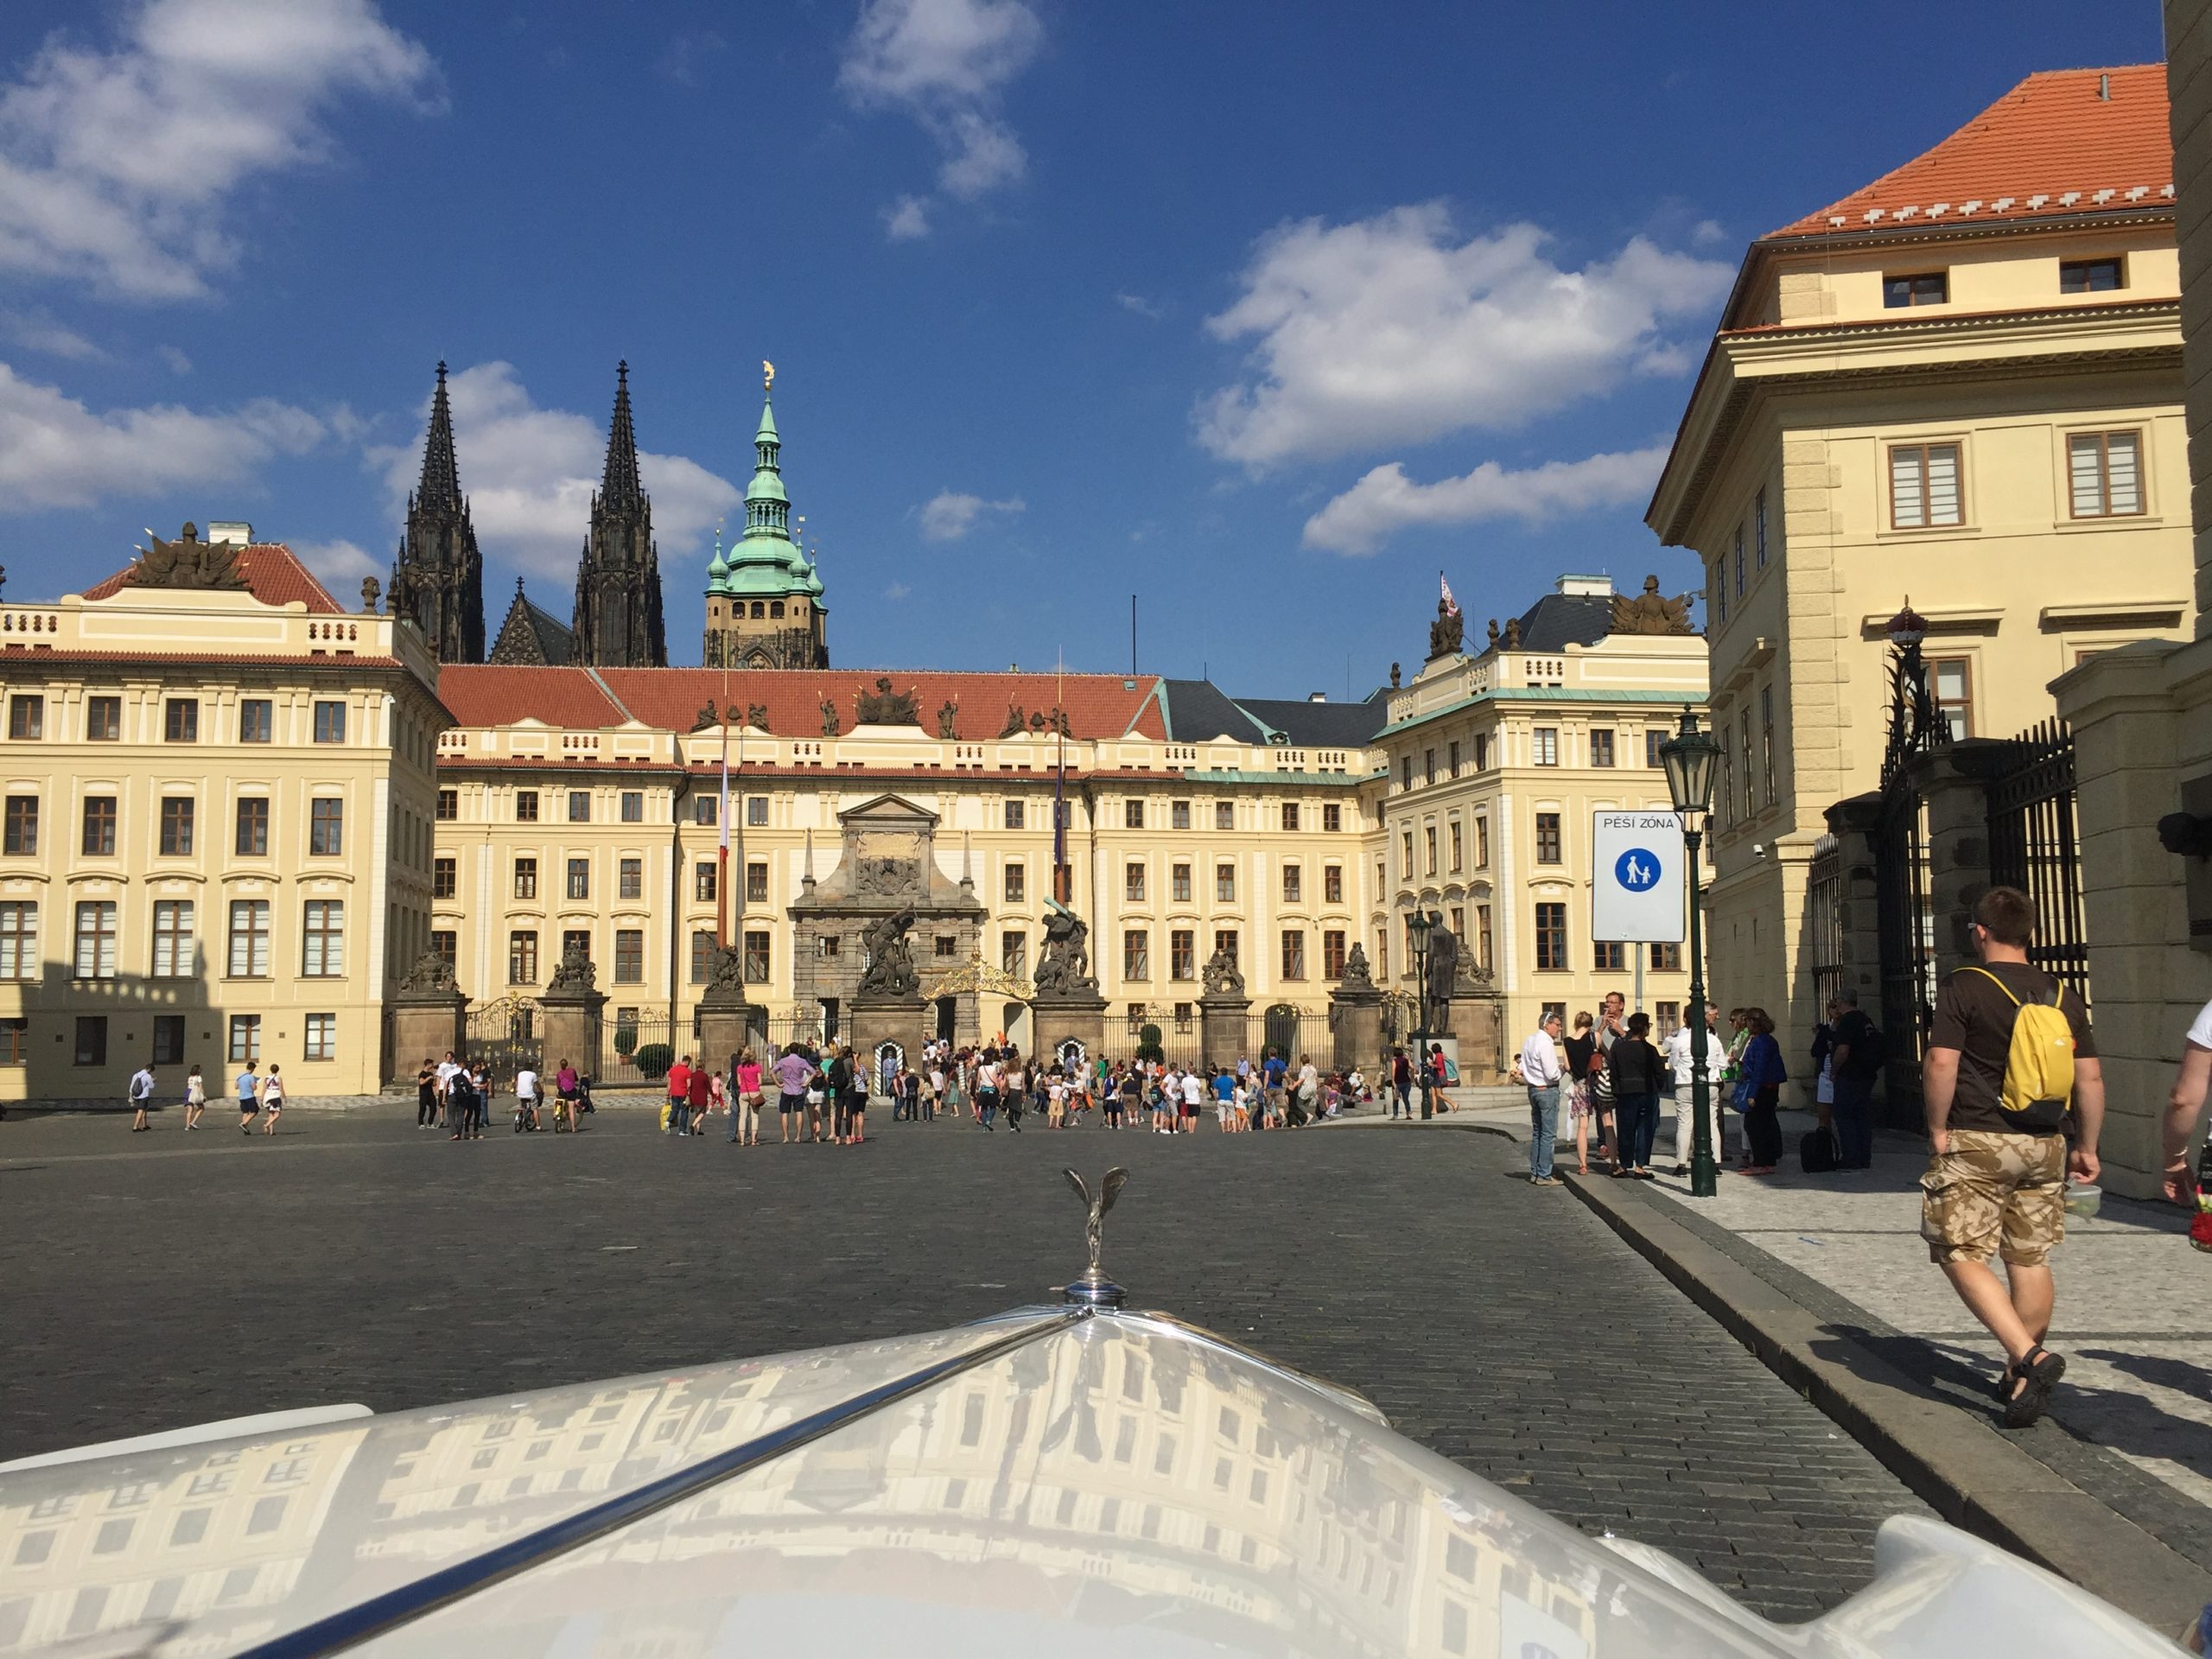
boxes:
[850,997,927,1075]
[1442,994,1503,1081]
[1198,995,1250,1070]
[695,998,769,1075]
[385,990,465,1086]
[537,989,607,1077]
[1033,992,1109,1070]
[1328,987,1383,1077]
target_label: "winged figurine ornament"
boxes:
[1063,1166,1128,1277]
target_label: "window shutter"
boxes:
[1925,445,1960,524]
[1891,447,1923,527]
[2068,435,2105,517]
[2105,431,2140,514]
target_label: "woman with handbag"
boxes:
[1607,1012,1667,1179]
[1738,1007,1788,1173]
[1563,1012,1599,1176]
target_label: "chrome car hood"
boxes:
[0,1308,2173,1659]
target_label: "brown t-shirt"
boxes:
[1928,960,2094,1135]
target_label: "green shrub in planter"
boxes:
[613,1025,639,1058]
[632,1043,673,1081]
[1135,1023,1165,1064]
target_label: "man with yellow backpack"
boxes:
[1921,886,2103,1429]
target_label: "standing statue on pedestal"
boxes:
[1201,944,1246,999]
[1424,923,1460,1034]
[1338,941,1375,991]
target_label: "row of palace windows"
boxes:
[1113,928,1348,982]
[994,861,1345,907]
[1713,429,2145,628]
[3,1010,340,1069]
[1398,727,1668,790]
[1397,815,1495,880]
[2,794,345,858]
[5,695,346,746]
[1881,256,2126,311]
[0,897,347,982]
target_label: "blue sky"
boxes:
[0,0,2165,695]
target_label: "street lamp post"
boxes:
[1659,709,1721,1197]
[1408,910,1433,1121]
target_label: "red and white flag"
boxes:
[1440,573,1459,616]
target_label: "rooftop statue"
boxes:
[129,522,246,592]
[1611,574,1696,636]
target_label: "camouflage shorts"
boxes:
[1919,1129,2067,1267]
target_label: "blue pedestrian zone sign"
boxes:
[1592,810,1686,943]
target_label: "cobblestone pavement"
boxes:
[3,1106,1926,1622]
[1640,1103,2212,1575]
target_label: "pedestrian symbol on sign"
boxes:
[1615,849,1660,892]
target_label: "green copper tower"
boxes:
[702,359,827,669]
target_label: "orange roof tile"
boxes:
[79,543,346,614]
[1770,66,2171,239]
[435,666,1167,741]
[435,666,630,730]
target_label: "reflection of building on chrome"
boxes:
[0,1322,1605,1658]
[0,1427,365,1653]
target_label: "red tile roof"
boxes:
[435,666,1167,741]
[80,543,346,613]
[435,666,630,730]
[1770,66,2171,239]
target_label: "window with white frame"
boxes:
[2068,430,2142,518]
[1890,442,1962,528]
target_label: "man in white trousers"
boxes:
[1669,1003,1726,1176]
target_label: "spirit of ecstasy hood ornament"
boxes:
[1062,1166,1129,1307]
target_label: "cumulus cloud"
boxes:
[2,308,104,360]
[1301,446,1669,557]
[1197,205,1731,467]
[884,581,912,601]
[838,0,1040,235]
[882,194,931,241]
[1114,291,1162,320]
[291,536,380,585]
[918,488,1023,542]
[156,343,191,374]
[0,0,439,301]
[0,359,325,510]
[369,362,739,577]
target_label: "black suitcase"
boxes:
[1799,1125,1841,1173]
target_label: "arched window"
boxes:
[751,601,765,619]
[770,601,785,619]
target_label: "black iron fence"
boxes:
[1985,717,2089,1006]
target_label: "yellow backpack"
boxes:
[1958,966,2076,1121]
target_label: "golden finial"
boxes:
[762,359,775,391]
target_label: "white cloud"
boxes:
[882,194,931,241]
[156,343,191,374]
[656,29,727,87]
[884,581,912,601]
[1114,291,1162,320]
[918,488,1023,542]
[0,0,439,301]
[839,0,1040,234]
[370,361,739,578]
[0,359,325,510]
[1300,445,1669,557]
[1,308,104,359]
[1692,218,1728,246]
[1197,205,1731,467]
[291,536,380,586]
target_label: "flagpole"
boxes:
[717,665,730,950]
[1053,651,1069,903]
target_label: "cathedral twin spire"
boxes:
[394,361,667,667]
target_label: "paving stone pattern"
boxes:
[3,1108,1925,1621]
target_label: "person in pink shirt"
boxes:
[729,1049,765,1146]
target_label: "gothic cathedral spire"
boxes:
[389,362,486,664]
[572,360,668,667]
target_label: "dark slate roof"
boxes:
[1160,679,1390,747]
[1509,592,1615,653]
[1236,690,1391,747]
[488,588,576,667]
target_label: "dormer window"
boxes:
[1883,270,1948,308]
[770,601,785,619]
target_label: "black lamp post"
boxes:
[1659,708,1721,1196]
[1408,910,1433,1121]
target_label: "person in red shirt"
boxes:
[665,1055,693,1134]
[684,1063,712,1137]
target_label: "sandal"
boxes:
[2002,1344,2066,1428]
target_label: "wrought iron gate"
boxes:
[464,996,543,1082]
[1985,718,2089,1007]
[1872,632,1945,1120]
[1807,833,1844,1018]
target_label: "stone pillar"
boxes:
[1329,985,1382,1077]
[537,990,606,1078]
[1033,992,1108,1071]
[1905,740,2006,978]
[385,989,465,1087]
[1198,995,1250,1070]
[849,997,928,1077]
[1442,993,1503,1081]
[695,997,768,1076]
[1823,793,1885,1014]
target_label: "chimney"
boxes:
[2100,73,2110,101]
[1307,692,1326,702]
[206,521,252,546]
